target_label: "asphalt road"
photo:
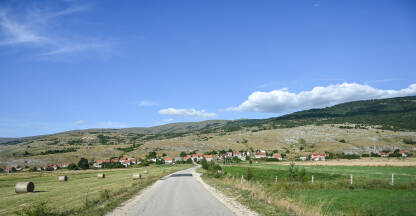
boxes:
[124,167,235,216]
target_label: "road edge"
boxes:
[193,169,259,216]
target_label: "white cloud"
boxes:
[0,11,46,45]
[0,5,110,57]
[163,118,174,123]
[228,83,416,113]
[137,100,158,107]
[159,108,216,118]
[73,120,85,125]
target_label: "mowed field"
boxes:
[0,165,191,216]
[202,161,416,216]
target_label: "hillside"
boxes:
[1,96,416,168]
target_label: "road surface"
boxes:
[110,167,236,216]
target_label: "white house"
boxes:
[164,157,173,164]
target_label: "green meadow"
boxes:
[202,163,416,216]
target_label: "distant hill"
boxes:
[1,96,416,168]
[221,96,416,132]
[2,96,416,143]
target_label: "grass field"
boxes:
[201,162,416,216]
[0,165,191,216]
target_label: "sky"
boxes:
[1,0,416,137]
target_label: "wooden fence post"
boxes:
[275,176,278,183]
[312,175,314,184]
[350,174,353,185]
[391,173,394,186]
[241,175,244,184]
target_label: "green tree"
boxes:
[201,158,209,170]
[147,151,157,159]
[78,158,89,169]
[180,152,187,157]
[288,162,298,182]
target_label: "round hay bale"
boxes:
[58,176,68,182]
[97,173,105,178]
[15,182,35,193]
[143,170,148,174]
[132,174,141,180]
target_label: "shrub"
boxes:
[246,168,253,181]
[67,163,78,170]
[16,202,58,216]
[403,138,416,145]
[99,189,110,200]
[207,161,221,173]
[297,168,306,182]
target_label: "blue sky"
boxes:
[1,0,416,137]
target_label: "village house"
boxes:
[311,153,325,161]
[93,160,103,168]
[272,154,283,160]
[233,152,247,160]
[164,157,173,164]
[174,157,183,162]
[184,155,192,161]
[60,162,70,168]
[129,158,137,164]
[191,154,203,161]
[299,156,307,161]
[6,166,16,173]
[204,155,215,162]
[399,150,408,157]
[121,160,131,167]
[255,152,266,159]
[380,152,391,157]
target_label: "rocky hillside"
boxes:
[1,96,416,167]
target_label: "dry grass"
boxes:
[0,165,191,216]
